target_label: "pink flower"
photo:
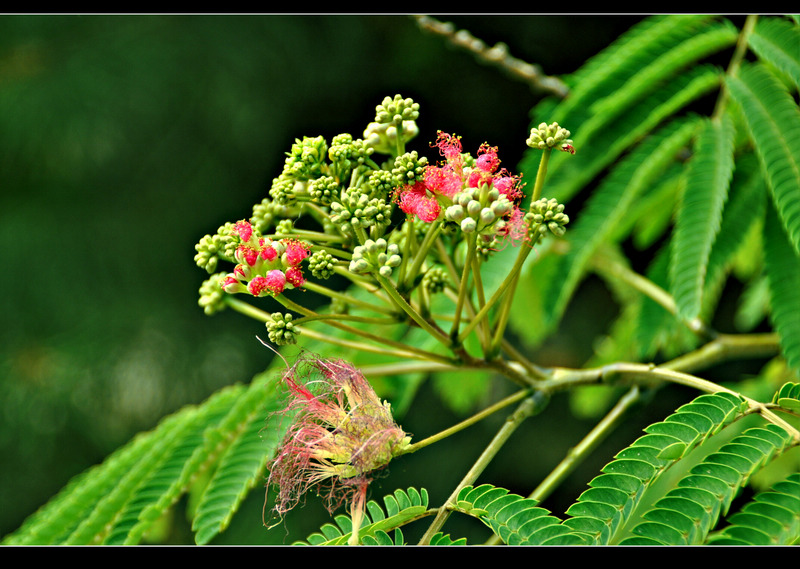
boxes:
[284,240,310,267]
[266,356,409,520]
[236,245,260,267]
[496,206,530,249]
[285,266,305,288]
[396,181,441,223]
[221,275,246,294]
[492,172,524,201]
[263,270,287,294]
[233,220,254,242]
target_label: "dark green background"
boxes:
[0,14,647,543]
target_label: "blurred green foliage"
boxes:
[0,14,643,542]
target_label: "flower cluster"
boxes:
[219,220,310,298]
[395,132,525,238]
[266,356,409,519]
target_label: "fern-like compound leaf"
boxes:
[453,484,587,545]
[542,118,700,329]
[2,384,244,545]
[707,472,800,545]
[192,373,286,545]
[727,62,800,256]
[763,201,800,375]
[749,16,800,89]
[296,487,430,545]
[670,115,736,320]
[549,392,746,544]
[620,424,797,545]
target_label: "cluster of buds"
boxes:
[219,220,310,298]
[266,312,299,346]
[526,121,575,154]
[444,185,515,235]
[363,94,421,154]
[348,238,402,278]
[525,198,571,244]
[266,356,410,523]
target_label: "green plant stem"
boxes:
[469,249,492,351]
[713,14,757,121]
[358,360,461,377]
[456,242,533,345]
[530,147,551,204]
[418,395,541,545]
[403,221,444,291]
[499,339,547,380]
[271,294,454,364]
[302,280,397,315]
[374,273,453,349]
[531,387,641,503]
[483,386,643,545]
[292,313,398,326]
[589,245,716,340]
[398,388,530,456]
[450,232,477,340]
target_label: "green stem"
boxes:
[470,248,490,352]
[530,148,551,204]
[403,221,444,291]
[293,313,398,326]
[450,232,477,340]
[712,14,758,121]
[398,389,530,456]
[530,387,641,503]
[418,395,541,544]
[375,273,453,349]
[302,280,397,316]
[274,294,454,364]
[457,242,533,345]
[589,245,716,340]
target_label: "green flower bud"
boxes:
[461,218,477,233]
[526,122,574,153]
[308,175,340,205]
[480,208,496,225]
[308,250,337,280]
[392,151,428,186]
[349,258,371,274]
[275,218,294,236]
[421,266,448,294]
[251,197,291,233]
[466,199,482,218]
[284,135,328,180]
[266,312,299,346]
[445,204,466,223]
[374,94,420,125]
[526,198,569,243]
[198,273,228,315]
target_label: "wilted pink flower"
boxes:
[496,206,530,249]
[266,356,409,521]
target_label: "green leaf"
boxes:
[749,17,800,89]
[191,373,286,545]
[296,487,430,545]
[542,117,700,328]
[670,116,736,320]
[763,200,800,374]
[727,62,800,255]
